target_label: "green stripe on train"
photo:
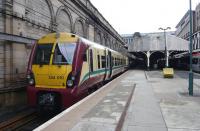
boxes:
[80,65,125,84]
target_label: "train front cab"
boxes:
[27,33,83,111]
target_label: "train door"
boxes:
[108,51,112,78]
[89,49,93,77]
[103,50,107,80]
[198,58,200,72]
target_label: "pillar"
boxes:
[166,51,169,67]
[147,51,150,70]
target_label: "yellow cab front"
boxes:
[32,33,77,89]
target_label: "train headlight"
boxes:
[29,79,35,85]
[27,73,35,85]
[67,80,73,87]
[67,72,76,88]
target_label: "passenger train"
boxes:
[27,32,128,111]
[192,50,200,72]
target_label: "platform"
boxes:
[34,70,200,131]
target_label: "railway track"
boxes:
[0,110,38,131]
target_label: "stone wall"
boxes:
[0,0,5,88]
[0,41,4,88]
[0,0,3,32]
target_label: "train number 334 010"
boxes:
[49,76,64,79]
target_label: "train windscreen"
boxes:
[53,43,76,65]
[33,44,53,65]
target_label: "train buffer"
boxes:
[163,68,174,78]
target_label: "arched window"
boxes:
[107,38,111,48]
[102,37,106,46]
[25,0,52,28]
[56,8,72,32]
[96,33,101,44]
[74,19,84,37]
[25,0,54,38]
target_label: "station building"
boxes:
[175,3,200,52]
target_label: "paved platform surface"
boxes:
[122,70,167,131]
[34,70,200,131]
[143,70,200,131]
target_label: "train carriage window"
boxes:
[53,43,76,64]
[114,57,116,66]
[101,56,106,68]
[117,58,119,66]
[111,56,114,67]
[113,57,115,66]
[97,55,100,69]
[33,44,53,64]
[116,58,118,66]
[106,55,108,67]
[115,58,117,66]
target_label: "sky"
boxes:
[90,0,200,34]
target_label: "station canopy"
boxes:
[128,32,189,52]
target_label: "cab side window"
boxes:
[82,50,87,62]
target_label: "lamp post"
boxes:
[189,0,193,96]
[159,27,171,67]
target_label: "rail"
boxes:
[0,110,37,130]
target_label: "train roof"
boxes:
[38,32,79,44]
[79,37,121,55]
[39,32,125,56]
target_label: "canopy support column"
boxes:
[166,51,169,67]
[147,51,150,70]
